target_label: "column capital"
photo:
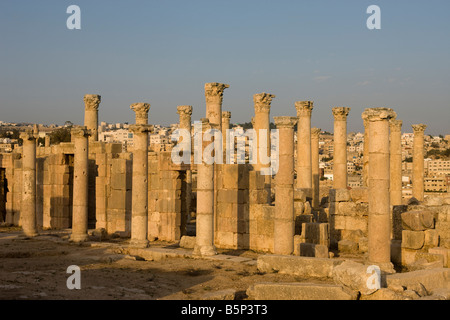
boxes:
[130,103,150,124]
[71,126,90,138]
[177,105,193,116]
[332,107,351,121]
[389,119,403,131]
[274,116,297,128]
[84,94,101,111]
[412,124,427,133]
[295,101,314,117]
[311,127,321,137]
[222,111,231,120]
[20,129,37,141]
[129,124,152,134]
[254,93,276,113]
[204,83,229,103]
[362,108,396,122]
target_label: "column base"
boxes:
[70,233,89,242]
[130,239,149,248]
[193,244,217,257]
[22,229,38,238]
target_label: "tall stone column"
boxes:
[273,116,297,255]
[366,108,396,273]
[177,105,193,233]
[222,111,231,159]
[332,107,351,189]
[412,124,427,202]
[193,118,217,256]
[390,119,403,206]
[253,93,275,172]
[205,83,229,130]
[295,101,314,190]
[20,129,38,237]
[311,128,321,209]
[70,126,90,242]
[130,102,151,247]
[83,94,101,143]
[361,115,370,187]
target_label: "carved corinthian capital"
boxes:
[332,107,351,121]
[84,94,101,111]
[71,126,90,138]
[274,116,297,128]
[204,83,230,104]
[362,108,396,122]
[177,105,193,116]
[311,127,321,138]
[130,103,151,124]
[222,111,231,120]
[254,93,276,113]
[412,124,427,133]
[295,101,314,117]
[389,119,403,132]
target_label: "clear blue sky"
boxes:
[1,0,449,135]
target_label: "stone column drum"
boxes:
[361,115,370,187]
[193,118,217,256]
[253,93,275,173]
[205,83,229,130]
[20,130,38,237]
[390,119,403,206]
[332,107,351,189]
[366,108,396,272]
[273,116,297,255]
[412,124,427,202]
[129,102,151,247]
[295,101,314,191]
[70,126,90,242]
[311,128,321,209]
[221,111,231,159]
[177,105,193,232]
[83,94,101,143]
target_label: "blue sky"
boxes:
[0,0,449,134]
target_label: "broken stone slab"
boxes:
[201,289,236,300]
[407,253,444,271]
[332,260,385,296]
[401,211,434,231]
[179,235,196,249]
[246,282,357,300]
[257,254,342,278]
[386,268,450,293]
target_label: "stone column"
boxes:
[295,101,314,190]
[273,116,297,255]
[193,118,217,256]
[205,83,229,130]
[361,115,370,187]
[366,108,396,272]
[311,128,321,209]
[412,124,427,202]
[253,93,275,172]
[70,126,90,242]
[390,119,403,206]
[177,105,193,232]
[20,129,38,237]
[222,111,231,158]
[130,102,151,247]
[83,94,101,143]
[332,107,351,189]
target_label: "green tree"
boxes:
[49,128,71,145]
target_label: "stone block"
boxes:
[424,229,440,248]
[386,268,450,293]
[249,189,268,204]
[299,243,315,257]
[401,230,425,250]
[338,202,368,217]
[359,237,369,253]
[179,236,196,249]
[201,289,236,300]
[294,201,305,215]
[401,211,435,231]
[329,189,351,202]
[349,187,368,203]
[345,216,368,233]
[247,282,357,300]
[332,260,380,295]
[294,189,308,202]
[249,170,265,190]
[338,239,358,254]
[428,247,450,268]
[257,254,342,278]
[315,244,329,258]
[423,196,444,207]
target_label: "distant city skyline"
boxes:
[1,0,449,135]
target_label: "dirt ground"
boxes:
[0,227,332,300]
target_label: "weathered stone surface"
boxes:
[401,230,424,249]
[360,288,411,300]
[386,268,450,293]
[329,189,351,202]
[257,254,342,278]
[201,289,236,300]
[247,282,357,300]
[332,260,379,295]
[424,229,439,248]
[429,247,450,268]
[349,187,368,203]
[423,196,444,207]
[401,211,434,231]
[338,239,358,254]
[179,236,196,249]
